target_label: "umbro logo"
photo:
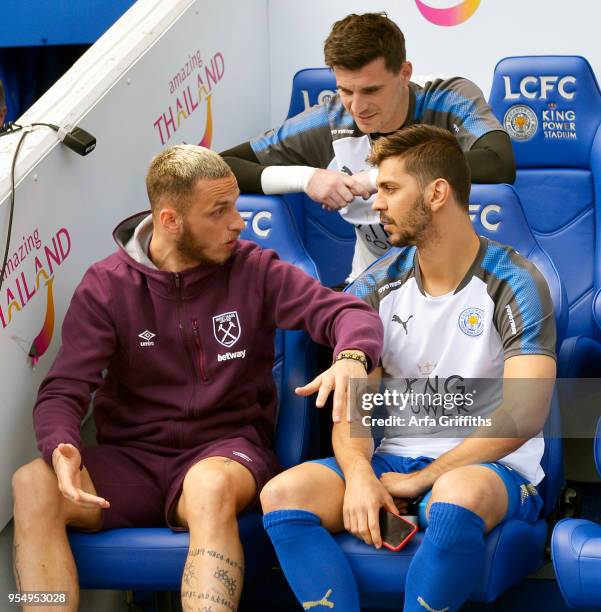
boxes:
[138,330,156,347]
[392,314,413,335]
[232,451,252,462]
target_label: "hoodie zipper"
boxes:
[175,274,208,384]
[192,318,208,381]
[174,272,191,434]
[174,273,202,428]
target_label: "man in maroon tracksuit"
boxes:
[12,145,383,612]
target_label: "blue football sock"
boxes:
[263,509,361,611]
[404,502,486,612]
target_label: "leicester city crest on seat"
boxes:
[213,311,241,347]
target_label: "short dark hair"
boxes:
[324,13,406,74]
[368,125,471,207]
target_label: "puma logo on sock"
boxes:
[417,596,449,612]
[303,588,335,609]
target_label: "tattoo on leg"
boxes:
[213,568,237,597]
[182,590,216,612]
[182,559,197,586]
[222,458,233,465]
[13,542,22,591]
[224,555,244,574]
[196,590,235,612]
[188,548,244,573]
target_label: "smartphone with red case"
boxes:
[379,507,418,551]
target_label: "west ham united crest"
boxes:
[213,311,241,348]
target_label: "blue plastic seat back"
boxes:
[470,183,568,346]
[238,193,318,278]
[237,194,318,468]
[285,68,356,287]
[489,56,601,339]
[550,416,601,608]
[286,67,337,119]
[470,183,566,513]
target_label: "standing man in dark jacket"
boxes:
[12,145,383,612]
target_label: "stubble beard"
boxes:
[387,194,434,249]
[177,223,223,266]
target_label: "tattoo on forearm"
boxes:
[213,568,237,597]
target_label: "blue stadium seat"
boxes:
[333,184,566,608]
[488,56,601,377]
[68,194,319,589]
[283,67,356,287]
[286,67,336,119]
[552,417,601,607]
[468,184,568,345]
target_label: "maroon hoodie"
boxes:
[34,214,383,464]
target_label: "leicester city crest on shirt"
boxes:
[458,307,485,337]
[213,311,241,348]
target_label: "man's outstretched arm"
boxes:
[261,250,383,423]
[222,139,372,208]
[221,102,372,209]
[223,130,516,201]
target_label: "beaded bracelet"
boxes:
[334,351,368,371]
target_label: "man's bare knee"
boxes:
[430,466,507,530]
[260,471,311,513]
[431,469,485,510]
[261,464,345,532]
[13,459,102,532]
[13,459,62,523]
[182,468,237,523]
